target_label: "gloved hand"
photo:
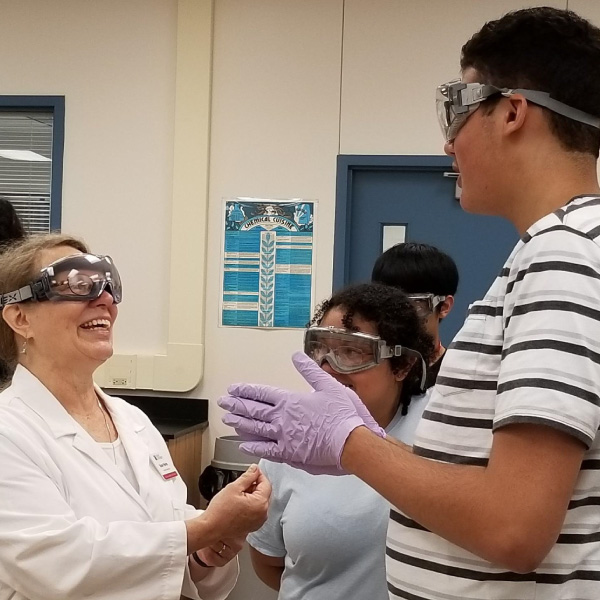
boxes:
[218,352,385,475]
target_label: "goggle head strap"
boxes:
[438,80,600,136]
[0,254,122,308]
[0,284,35,307]
[507,89,600,129]
[380,344,427,392]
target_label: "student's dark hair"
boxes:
[461,7,600,157]
[0,198,25,388]
[372,242,459,300]
[0,198,25,249]
[310,282,434,415]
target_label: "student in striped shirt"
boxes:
[220,6,600,599]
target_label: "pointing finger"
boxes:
[292,351,349,394]
[226,382,287,406]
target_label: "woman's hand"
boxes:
[188,537,245,583]
[195,537,245,568]
[186,464,271,553]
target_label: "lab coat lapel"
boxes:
[96,387,152,505]
[11,366,153,518]
[69,421,154,519]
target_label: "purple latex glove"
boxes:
[218,351,385,474]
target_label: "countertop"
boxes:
[107,393,209,440]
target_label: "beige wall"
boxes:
[0,0,580,461]
[203,0,566,455]
[0,0,177,354]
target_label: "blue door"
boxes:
[333,155,519,345]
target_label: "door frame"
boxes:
[333,154,452,290]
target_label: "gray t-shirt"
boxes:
[247,391,431,600]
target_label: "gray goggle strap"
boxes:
[507,89,600,129]
[380,344,427,392]
[0,285,35,307]
[441,81,600,130]
[0,254,122,308]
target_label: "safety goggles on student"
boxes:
[0,254,122,307]
[304,326,426,389]
[436,79,600,142]
[407,293,446,317]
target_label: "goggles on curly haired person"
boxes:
[0,254,122,307]
[407,293,446,317]
[304,326,426,389]
[436,79,600,142]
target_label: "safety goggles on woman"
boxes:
[304,326,426,389]
[0,254,122,307]
[436,79,600,142]
[406,293,446,317]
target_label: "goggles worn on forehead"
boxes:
[407,293,446,317]
[436,79,600,142]
[304,326,426,390]
[0,253,122,307]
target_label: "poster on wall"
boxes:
[221,198,315,328]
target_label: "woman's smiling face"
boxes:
[19,245,118,372]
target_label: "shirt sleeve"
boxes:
[494,226,600,447]
[246,459,287,557]
[186,559,239,600]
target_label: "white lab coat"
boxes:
[0,365,238,600]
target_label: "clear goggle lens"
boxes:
[306,339,377,373]
[436,79,600,142]
[436,80,493,141]
[304,326,427,390]
[407,294,446,317]
[0,253,122,307]
[47,256,122,302]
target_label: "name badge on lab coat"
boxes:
[151,453,178,480]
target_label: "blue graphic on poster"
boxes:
[222,199,314,328]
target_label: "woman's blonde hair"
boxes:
[0,233,89,365]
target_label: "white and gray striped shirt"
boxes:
[387,195,600,600]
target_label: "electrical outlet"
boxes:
[111,377,129,386]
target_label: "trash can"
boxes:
[198,435,252,503]
[198,435,278,600]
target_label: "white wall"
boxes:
[0,0,177,355]
[202,0,566,455]
[340,0,564,154]
[0,0,581,460]
[203,0,345,457]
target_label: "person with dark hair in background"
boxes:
[221,7,600,599]
[0,198,25,387]
[247,282,433,600]
[0,198,25,248]
[372,242,458,387]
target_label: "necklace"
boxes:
[98,398,117,465]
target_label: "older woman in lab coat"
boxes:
[0,233,271,600]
